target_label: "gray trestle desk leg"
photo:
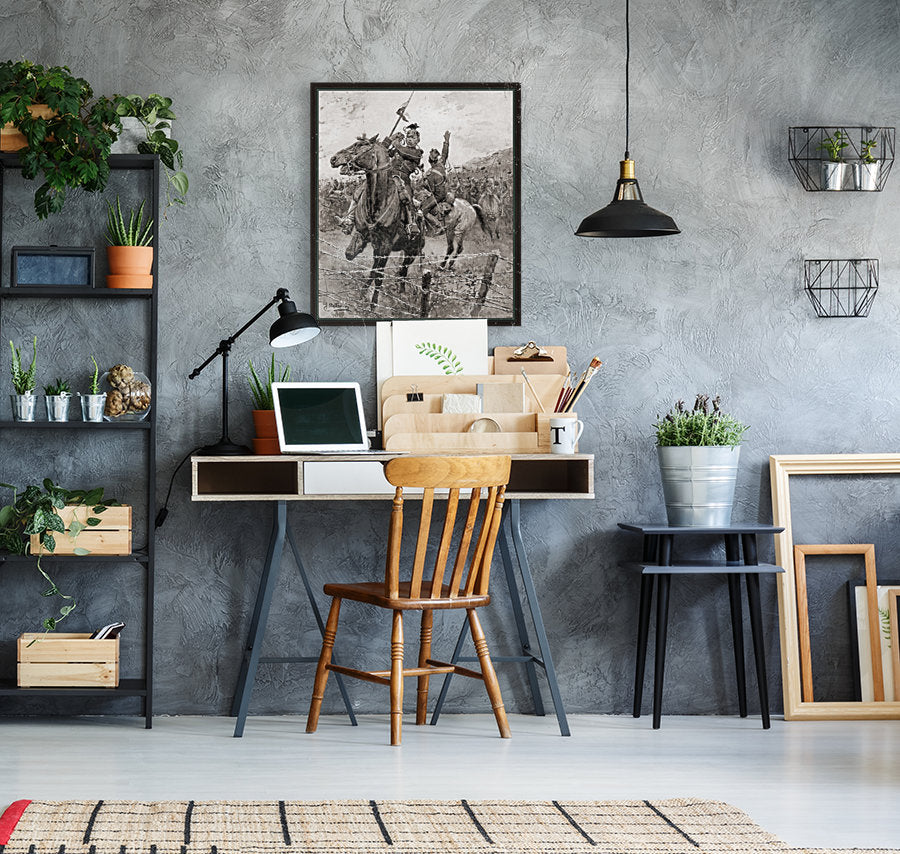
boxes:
[724,534,748,718]
[632,534,658,717]
[651,534,673,729]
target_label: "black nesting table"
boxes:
[618,523,784,729]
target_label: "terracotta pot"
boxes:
[106,274,153,289]
[1,104,56,152]
[107,245,153,276]
[252,409,277,439]
[252,437,281,455]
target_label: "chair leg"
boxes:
[390,610,404,746]
[417,609,433,725]
[306,597,341,734]
[468,609,511,738]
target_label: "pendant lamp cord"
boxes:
[624,0,630,160]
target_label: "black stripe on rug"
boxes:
[461,800,493,845]
[83,801,104,845]
[369,801,392,846]
[552,801,596,846]
[644,801,700,848]
[184,800,194,845]
[278,800,291,846]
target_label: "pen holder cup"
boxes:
[537,412,580,453]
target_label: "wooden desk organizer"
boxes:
[382,375,568,453]
[29,505,132,556]
[17,633,120,687]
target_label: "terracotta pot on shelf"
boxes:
[1,104,56,151]
[106,245,153,289]
[252,409,279,454]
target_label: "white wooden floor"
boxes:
[0,714,898,849]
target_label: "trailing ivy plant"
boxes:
[249,354,291,410]
[0,480,119,633]
[654,394,749,447]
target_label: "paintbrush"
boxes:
[563,356,603,413]
[521,368,546,413]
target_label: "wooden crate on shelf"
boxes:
[28,505,132,556]
[17,633,119,688]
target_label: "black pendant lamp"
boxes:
[575,0,680,238]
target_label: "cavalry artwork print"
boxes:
[311,83,521,325]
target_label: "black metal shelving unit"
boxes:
[0,152,158,728]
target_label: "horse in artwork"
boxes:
[330,135,423,312]
[476,184,502,241]
[440,197,487,271]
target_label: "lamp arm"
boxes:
[187,289,290,380]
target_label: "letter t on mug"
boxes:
[549,416,584,454]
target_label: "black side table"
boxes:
[618,523,784,730]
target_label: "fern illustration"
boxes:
[415,342,463,375]
[880,607,892,648]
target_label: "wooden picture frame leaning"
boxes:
[889,588,900,700]
[770,453,900,720]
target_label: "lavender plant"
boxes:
[654,394,749,447]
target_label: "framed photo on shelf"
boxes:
[311,82,520,325]
[11,246,95,288]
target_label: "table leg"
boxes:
[633,573,653,718]
[652,573,671,730]
[724,534,748,718]
[285,527,357,726]
[232,501,286,737]
[742,533,770,729]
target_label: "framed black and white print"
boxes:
[311,82,520,325]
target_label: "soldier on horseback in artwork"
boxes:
[386,123,423,237]
[420,130,454,233]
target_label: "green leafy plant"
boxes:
[88,355,101,394]
[43,377,70,396]
[414,342,463,375]
[817,130,849,163]
[114,94,188,210]
[0,480,119,634]
[106,197,153,246]
[655,394,749,447]
[249,354,291,410]
[9,337,37,394]
[861,138,878,164]
[0,59,119,218]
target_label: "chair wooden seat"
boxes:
[322,580,491,611]
[307,455,512,746]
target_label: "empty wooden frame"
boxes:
[889,588,900,700]
[793,544,883,703]
[770,454,900,720]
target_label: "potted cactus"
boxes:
[249,355,291,454]
[43,377,72,422]
[9,337,37,421]
[105,197,153,289]
[79,356,106,422]
[817,130,849,190]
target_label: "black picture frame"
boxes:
[311,82,521,325]
[11,246,95,288]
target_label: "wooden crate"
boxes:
[17,633,119,688]
[29,505,132,556]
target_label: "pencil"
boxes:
[521,369,546,413]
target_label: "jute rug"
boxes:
[0,799,896,854]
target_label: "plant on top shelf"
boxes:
[249,355,291,454]
[0,59,119,218]
[861,138,878,164]
[113,94,188,211]
[817,130,849,191]
[105,197,154,289]
[854,138,881,191]
[817,130,849,162]
[106,197,153,246]
[0,480,119,634]
[654,394,749,528]
[9,337,37,422]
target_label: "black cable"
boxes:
[624,0,631,160]
[155,446,202,528]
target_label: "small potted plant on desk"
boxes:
[249,355,290,454]
[9,337,37,421]
[79,356,106,422]
[817,130,849,190]
[105,197,153,289]
[654,393,749,527]
[44,377,72,422]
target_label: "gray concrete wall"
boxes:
[1,0,899,718]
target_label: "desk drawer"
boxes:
[303,460,394,495]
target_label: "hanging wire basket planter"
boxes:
[804,259,878,317]
[789,127,895,191]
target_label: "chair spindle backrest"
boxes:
[382,456,511,600]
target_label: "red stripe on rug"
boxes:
[0,800,30,845]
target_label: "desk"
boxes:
[192,453,594,737]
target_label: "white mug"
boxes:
[549,416,584,454]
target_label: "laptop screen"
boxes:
[272,382,368,453]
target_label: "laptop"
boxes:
[272,382,370,453]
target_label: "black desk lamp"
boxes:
[189,288,320,455]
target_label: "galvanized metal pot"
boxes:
[852,161,880,191]
[79,392,107,422]
[45,393,71,422]
[822,161,848,190]
[658,445,741,527]
[10,393,36,421]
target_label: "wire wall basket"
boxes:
[789,127,895,191]
[804,259,879,318]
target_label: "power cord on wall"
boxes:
[155,446,202,528]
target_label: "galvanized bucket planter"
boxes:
[658,445,740,527]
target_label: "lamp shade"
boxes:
[576,159,680,238]
[269,299,321,347]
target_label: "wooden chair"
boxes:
[306,455,512,746]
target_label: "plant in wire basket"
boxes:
[654,394,749,447]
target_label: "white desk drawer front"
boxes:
[303,460,395,495]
